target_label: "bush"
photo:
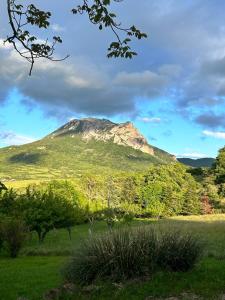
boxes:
[157,230,203,272]
[0,218,27,258]
[64,226,159,284]
[64,226,203,285]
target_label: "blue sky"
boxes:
[1,0,225,158]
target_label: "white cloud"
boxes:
[203,130,225,139]
[0,39,13,50]
[0,131,36,146]
[176,151,208,159]
[139,117,161,123]
[51,24,65,32]
[0,44,178,116]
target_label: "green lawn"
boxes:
[0,256,65,300]
[1,215,225,300]
[70,258,225,300]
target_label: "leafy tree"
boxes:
[182,185,201,215]
[18,182,84,243]
[214,147,225,184]
[81,174,105,230]
[141,164,201,217]
[5,0,147,75]
[120,175,142,204]
[144,198,165,219]
[104,176,120,229]
[0,189,18,215]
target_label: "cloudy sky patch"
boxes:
[1,0,225,157]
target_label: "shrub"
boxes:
[63,226,159,285]
[0,218,27,258]
[64,226,203,285]
[157,230,203,272]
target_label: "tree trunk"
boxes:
[37,231,42,244]
[37,230,48,243]
[67,227,72,240]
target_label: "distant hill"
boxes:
[0,118,175,181]
[178,157,215,168]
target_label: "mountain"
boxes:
[50,118,162,156]
[178,157,215,168]
[0,118,175,181]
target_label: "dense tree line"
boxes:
[77,163,204,218]
[0,162,216,252]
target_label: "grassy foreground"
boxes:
[0,215,225,300]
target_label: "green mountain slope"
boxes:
[0,119,175,181]
[178,157,215,168]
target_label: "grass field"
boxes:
[1,215,225,300]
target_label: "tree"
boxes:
[18,183,83,243]
[144,198,165,219]
[182,185,201,215]
[201,194,213,215]
[5,0,147,75]
[0,189,17,215]
[141,164,202,217]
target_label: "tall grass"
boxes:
[64,227,159,284]
[157,230,203,271]
[64,226,203,285]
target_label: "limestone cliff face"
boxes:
[50,118,155,155]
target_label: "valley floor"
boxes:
[1,215,225,300]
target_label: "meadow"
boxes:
[1,215,225,300]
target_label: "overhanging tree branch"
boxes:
[72,0,147,58]
[5,0,69,75]
[4,0,147,75]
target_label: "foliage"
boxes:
[141,164,201,217]
[0,181,86,243]
[201,146,225,211]
[0,217,27,258]
[157,230,203,272]
[0,188,18,215]
[78,164,202,220]
[18,182,85,243]
[214,146,225,185]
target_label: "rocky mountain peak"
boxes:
[49,118,155,155]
